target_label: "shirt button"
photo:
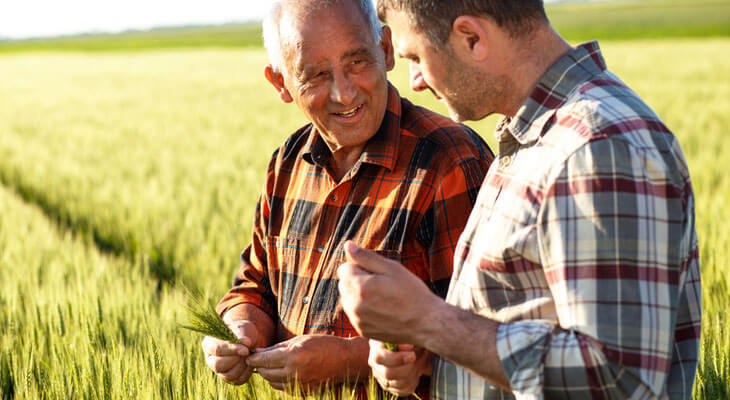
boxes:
[317,245,325,253]
[302,296,310,304]
[501,155,512,168]
[330,194,337,202]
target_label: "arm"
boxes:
[487,139,696,398]
[339,138,697,398]
[337,246,510,389]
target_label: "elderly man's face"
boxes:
[268,2,394,153]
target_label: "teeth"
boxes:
[336,106,359,117]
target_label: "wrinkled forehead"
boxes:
[278,1,378,70]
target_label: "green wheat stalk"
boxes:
[179,288,253,352]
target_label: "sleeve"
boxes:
[496,138,698,399]
[417,154,490,299]
[216,151,279,321]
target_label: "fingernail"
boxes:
[238,347,249,356]
[345,241,358,254]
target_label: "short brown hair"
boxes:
[377,0,547,45]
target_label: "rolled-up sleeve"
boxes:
[497,137,700,399]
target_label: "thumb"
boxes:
[343,241,393,275]
[227,321,255,348]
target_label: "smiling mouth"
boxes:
[333,106,362,118]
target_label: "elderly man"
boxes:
[200,0,493,395]
[338,1,701,399]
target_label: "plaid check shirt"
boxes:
[433,42,701,400]
[218,84,492,343]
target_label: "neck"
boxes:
[329,144,365,182]
[502,25,572,117]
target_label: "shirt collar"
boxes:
[303,82,402,172]
[497,41,607,145]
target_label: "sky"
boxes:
[0,0,272,39]
[0,0,565,40]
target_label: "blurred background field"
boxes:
[1,0,729,398]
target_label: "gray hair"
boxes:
[263,0,383,73]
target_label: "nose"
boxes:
[409,62,428,92]
[330,70,357,105]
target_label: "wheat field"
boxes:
[1,9,729,400]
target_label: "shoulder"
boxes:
[399,97,494,166]
[543,71,688,182]
[260,124,314,183]
[276,123,314,161]
[558,71,670,143]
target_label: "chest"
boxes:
[447,144,556,321]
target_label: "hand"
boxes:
[201,320,258,385]
[245,334,368,391]
[337,241,441,344]
[369,340,432,397]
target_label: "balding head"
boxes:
[264,0,383,73]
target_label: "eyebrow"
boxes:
[342,47,373,61]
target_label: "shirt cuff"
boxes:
[496,321,554,399]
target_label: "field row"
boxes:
[0,184,274,399]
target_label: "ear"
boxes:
[264,64,293,103]
[451,16,489,61]
[379,26,396,72]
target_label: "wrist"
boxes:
[342,336,372,378]
[412,294,451,351]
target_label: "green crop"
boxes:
[0,3,728,397]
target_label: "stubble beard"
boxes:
[441,55,511,122]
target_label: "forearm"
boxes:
[496,320,664,398]
[221,303,276,348]
[334,336,372,381]
[420,307,664,398]
[414,300,510,390]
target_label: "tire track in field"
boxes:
[0,165,179,289]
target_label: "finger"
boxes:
[205,354,241,374]
[246,347,286,369]
[376,376,416,397]
[387,384,415,397]
[202,336,250,357]
[369,345,416,367]
[254,340,287,353]
[371,361,416,381]
[343,241,393,274]
[369,339,416,356]
[217,360,250,385]
[336,261,370,282]
[396,343,415,352]
[256,367,290,384]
